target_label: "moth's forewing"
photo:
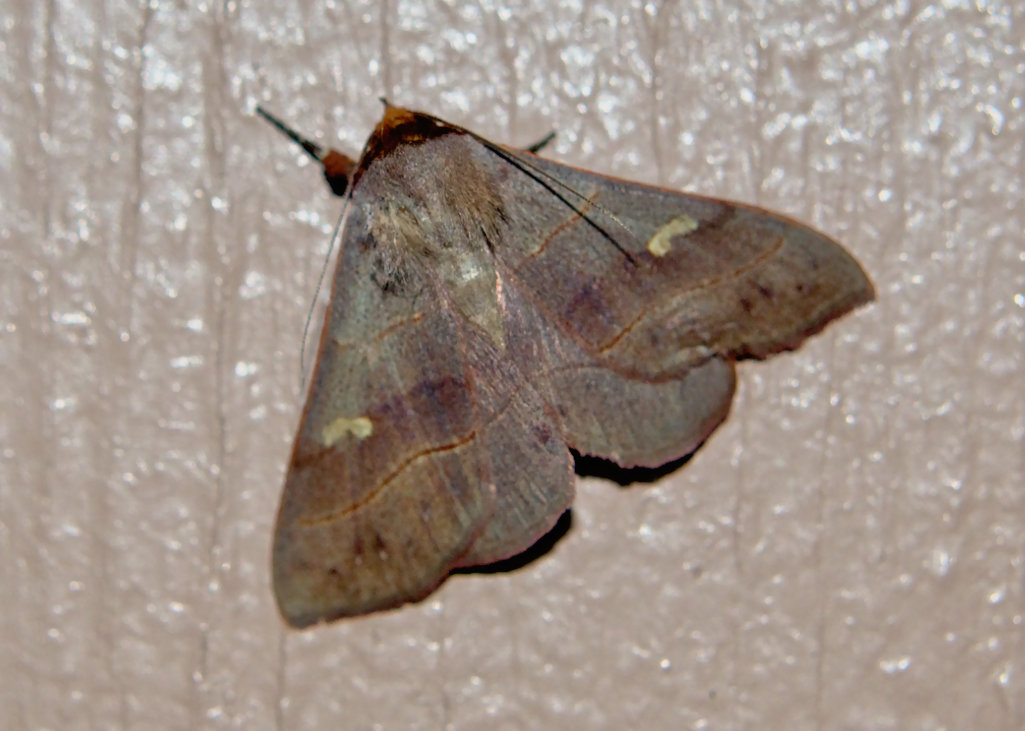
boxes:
[271,108,873,626]
[273,156,496,626]
[477,144,874,379]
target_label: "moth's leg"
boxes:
[523,131,556,154]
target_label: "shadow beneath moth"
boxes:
[257,103,874,628]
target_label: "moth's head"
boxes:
[320,149,355,197]
[351,103,458,187]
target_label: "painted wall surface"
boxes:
[2,1,1022,728]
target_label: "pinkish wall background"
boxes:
[3,1,1023,728]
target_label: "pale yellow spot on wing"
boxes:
[647,214,699,257]
[321,416,374,445]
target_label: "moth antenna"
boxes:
[256,106,355,197]
[256,105,327,161]
[477,137,637,263]
[256,105,354,382]
[499,139,633,235]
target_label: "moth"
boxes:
[258,103,873,627]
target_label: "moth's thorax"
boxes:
[356,132,507,348]
[358,132,504,255]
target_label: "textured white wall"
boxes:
[3,0,1023,728]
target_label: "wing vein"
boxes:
[296,432,479,528]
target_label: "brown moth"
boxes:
[258,103,873,627]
